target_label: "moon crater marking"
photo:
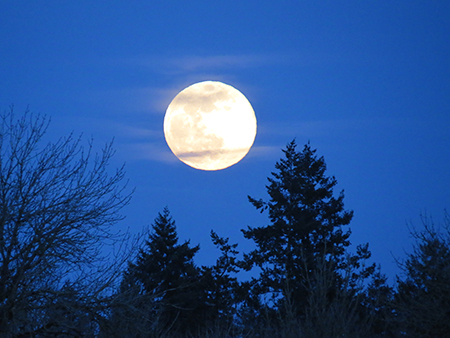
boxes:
[164,81,257,171]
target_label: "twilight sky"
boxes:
[1,1,449,283]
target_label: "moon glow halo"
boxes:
[164,81,257,171]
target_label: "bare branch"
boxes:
[0,108,133,336]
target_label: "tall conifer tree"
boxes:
[120,208,205,337]
[242,140,369,317]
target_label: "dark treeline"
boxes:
[1,110,450,337]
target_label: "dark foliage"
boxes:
[200,231,240,331]
[115,208,209,337]
[395,213,450,338]
[242,142,371,303]
[4,116,449,338]
[239,140,377,337]
[363,269,398,337]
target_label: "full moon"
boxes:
[164,81,257,171]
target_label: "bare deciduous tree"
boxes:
[0,108,133,337]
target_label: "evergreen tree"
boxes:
[241,140,374,325]
[395,213,450,338]
[363,269,398,337]
[200,231,240,334]
[118,208,207,337]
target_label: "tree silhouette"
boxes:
[118,208,208,337]
[241,140,375,336]
[0,109,132,337]
[200,230,240,334]
[6,108,445,338]
[395,213,450,337]
[363,269,398,337]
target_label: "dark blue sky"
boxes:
[1,1,449,282]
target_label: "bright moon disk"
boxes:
[164,81,257,171]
